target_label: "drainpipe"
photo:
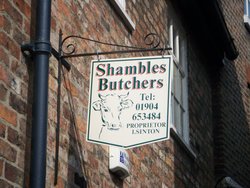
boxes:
[30,0,51,187]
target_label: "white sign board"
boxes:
[87,56,172,148]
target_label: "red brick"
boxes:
[49,75,57,93]
[63,103,71,121]
[17,150,25,169]
[0,159,3,176]
[57,0,72,19]
[64,78,79,97]
[13,0,31,18]
[0,103,17,126]
[0,15,11,33]
[0,47,10,67]
[24,18,30,35]
[88,154,99,169]
[59,118,68,136]
[23,174,30,188]
[55,176,65,188]
[0,122,6,138]
[13,0,25,13]
[0,32,21,59]
[19,117,28,136]
[0,179,14,188]
[5,162,23,185]
[0,64,11,85]
[11,59,27,81]
[0,139,17,162]
[246,64,250,85]
[51,15,57,32]
[76,115,86,133]
[9,92,27,115]
[13,26,25,45]
[8,127,25,149]
[23,1,31,19]
[0,0,23,28]
[0,32,20,60]
[0,83,8,101]
[21,86,29,106]
[59,135,69,150]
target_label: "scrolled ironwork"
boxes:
[60,32,163,58]
[61,35,82,55]
[62,43,75,55]
[144,33,160,48]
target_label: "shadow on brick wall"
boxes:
[62,68,88,188]
[23,0,36,187]
[171,41,216,188]
[212,60,250,187]
[62,64,124,187]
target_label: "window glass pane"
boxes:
[174,67,182,103]
[179,37,185,68]
[173,28,177,56]
[180,108,184,137]
[173,60,185,136]
[174,103,182,136]
[180,82,184,105]
[172,64,175,98]
[174,100,179,130]
[178,71,183,104]
[174,65,179,99]
[173,64,177,94]
[245,0,247,14]
[171,94,174,125]
[248,0,250,17]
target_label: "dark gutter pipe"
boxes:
[30,0,51,187]
[213,0,239,60]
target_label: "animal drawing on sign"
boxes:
[92,92,133,138]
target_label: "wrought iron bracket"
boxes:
[59,31,171,59]
[51,48,71,71]
[21,41,51,56]
[21,43,36,57]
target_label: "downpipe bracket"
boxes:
[21,41,71,71]
[21,41,51,58]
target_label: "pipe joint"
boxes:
[34,40,51,55]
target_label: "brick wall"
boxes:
[214,0,250,187]
[0,0,240,187]
[0,0,31,187]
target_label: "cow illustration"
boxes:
[92,93,133,138]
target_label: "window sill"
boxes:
[170,128,196,160]
[244,15,250,33]
[109,0,136,32]
[215,176,243,188]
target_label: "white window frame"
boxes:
[169,20,190,145]
[109,0,136,32]
[116,0,126,10]
[244,0,250,31]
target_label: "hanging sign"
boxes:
[87,56,172,148]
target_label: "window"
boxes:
[168,20,189,145]
[244,0,250,31]
[109,0,135,32]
